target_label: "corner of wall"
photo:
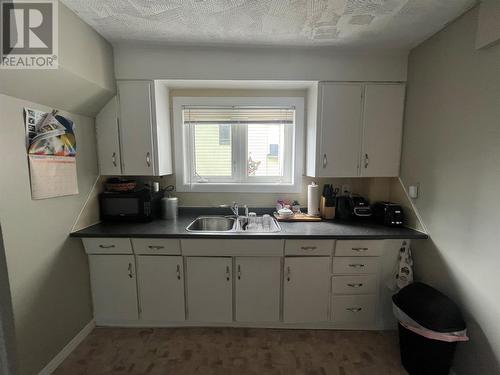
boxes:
[389,178,427,233]
[71,176,105,232]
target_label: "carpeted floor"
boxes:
[54,327,407,375]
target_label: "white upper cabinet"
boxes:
[360,84,405,177]
[319,84,363,177]
[95,80,172,176]
[307,82,405,178]
[118,81,155,175]
[96,97,121,175]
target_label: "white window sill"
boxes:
[177,183,301,193]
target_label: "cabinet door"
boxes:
[118,81,154,175]
[96,96,121,175]
[235,257,281,322]
[360,84,405,177]
[137,256,185,322]
[88,255,138,322]
[283,257,330,322]
[319,83,363,177]
[186,257,232,322]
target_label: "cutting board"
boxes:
[273,212,322,222]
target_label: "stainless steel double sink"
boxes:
[186,216,281,233]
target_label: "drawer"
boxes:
[335,240,384,257]
[332,295,376,323]
[332,275,378,295]
[82,238,132,254]
[132,238,181,255]
[285,240,334,256]
[332,257,380,275]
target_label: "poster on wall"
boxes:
[23,108,78,199]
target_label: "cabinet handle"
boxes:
[352,247,369,252]
[148,245,165,250]
[98,244,115,249]
[364,153,369,169]
[237,264,241,280]
[146,152,151,167]
[127,263,133,278]
[112,152,117,167]
[322,154,327,168]
[348,264,366,269]
[346,307,362,313]
[225,266,230,281]
[300,246,317,251]
[286,266,291,282]
[176,264,181,280]
[347,283,364,288]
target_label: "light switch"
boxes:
[409,185,418,199]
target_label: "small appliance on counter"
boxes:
[99,179,163,222]
[335,194,372,220]
[372,202,404,227]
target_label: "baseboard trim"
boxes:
[38,320,95,375]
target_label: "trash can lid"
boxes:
[392,282,466,333]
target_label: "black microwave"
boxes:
[99,189,153,222]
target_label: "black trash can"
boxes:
[392,282,467,375]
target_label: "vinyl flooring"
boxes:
[54,327,407,375]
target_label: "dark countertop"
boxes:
[70,211,428,240]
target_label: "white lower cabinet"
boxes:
[88,255,138,323]
[186,257,233,323]
[283,257,331,323]
[137,256,185,322]
[235,257,281,322]
[83,238,409,329]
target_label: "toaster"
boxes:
[372,202,404,227]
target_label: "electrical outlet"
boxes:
[341,184,351,195]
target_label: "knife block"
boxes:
[320,197,336,219]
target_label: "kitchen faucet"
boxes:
[229,202,249,217]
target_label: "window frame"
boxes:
[173,96,304,193]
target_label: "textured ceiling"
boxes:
[62,0,476,49]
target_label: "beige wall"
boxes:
[158,174,392,208]
[0,2,115,116]
[114,43,408,82]
[0,94,97,375]
[401,7,500,374]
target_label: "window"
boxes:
[173,97,304,192]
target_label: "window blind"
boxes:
[182,106,295,124]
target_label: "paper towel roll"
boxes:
[307,182,320,216]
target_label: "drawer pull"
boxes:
[176,264,181,280]
[347,283,364,288]
[348,264,366,268]
[351,247,369,252]
[300,246,317,251]
[346,307,362,313]
[98,244,115,249]
[148,245,165,250]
